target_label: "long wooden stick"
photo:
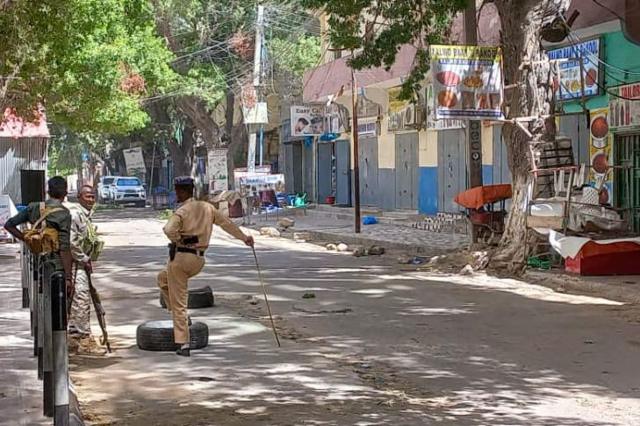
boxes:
[251,246,281,347]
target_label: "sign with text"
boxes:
[122,147,146,177]
[609,82,640,132]
[291,105,325,136]
[547,38,601,101]
[207,149,228,192]
[429,45,504,120]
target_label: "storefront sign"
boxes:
[237,173,285,187]
[0,194,17,241]
[425,84,465,130]
[207,149,228,192]
[122,147,146,177]
[429,45,504,120]
[291,105,325,136]
[547,38,601,101]
[609,82,640,132]
[589,107,613,203]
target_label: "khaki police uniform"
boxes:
[158,197,247,345]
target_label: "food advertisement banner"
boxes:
[425,83,464,130]
[429,45,504,121]
[589,108,613,204]
[547,38,600,101]
[609,82,640,132]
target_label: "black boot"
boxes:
[188,316,193,326]
[176,344,190,357]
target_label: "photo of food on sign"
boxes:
[429,45,504,121]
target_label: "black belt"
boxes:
[177,247,205,256]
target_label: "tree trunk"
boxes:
[493,0,571,272]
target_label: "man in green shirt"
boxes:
[4,176,74,293]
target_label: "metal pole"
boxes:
[51,272,69,425]
[351,60,361,233]
[149,139,157,208]
[42,263,54,417]
[464,2,483,188]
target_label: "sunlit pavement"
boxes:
[62,209,640,425]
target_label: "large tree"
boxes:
[302,0,571,271]
[147,0,321,178]
[0,0,176,134]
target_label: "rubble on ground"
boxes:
[337,243,349,252]
[419,250,491,274]
[278,217,295,229]
[260,227,281,238]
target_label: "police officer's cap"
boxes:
[174,176,194,186]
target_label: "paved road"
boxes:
[68,209,640,425]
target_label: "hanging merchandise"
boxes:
[429,45,504,121]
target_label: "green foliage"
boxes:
[269,35,322,78]
[0,0,176,133]
[301,0,468,99]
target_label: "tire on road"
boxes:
[136,320,209,352]
[159,286,214,309]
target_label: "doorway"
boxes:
[395,133,419,210]
[437,129,467,213]
[335,140,351,206]
[614,133,640,232]
[359,136,379,206]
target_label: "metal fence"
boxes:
[21,247,74,425]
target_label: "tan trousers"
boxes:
[157,252,205,344]
[69,267,91,337]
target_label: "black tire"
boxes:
[159,286,214,309]
[136,201,146,208]
[136,320,209,352]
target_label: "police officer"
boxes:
[158,176,254,357]
[4,176,73,293]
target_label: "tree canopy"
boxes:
[301,0,467,100]
[0,0,176,133]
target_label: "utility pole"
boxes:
[250,4,265,169]
[464,1,483,188]
[351,56,361,233]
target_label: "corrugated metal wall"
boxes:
[0,137,48,203]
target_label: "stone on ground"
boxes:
[278,217,295,229]
[260,227,281,238]
[337,243,349,252]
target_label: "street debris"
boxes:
[277,217,295,229]
[368,245,385,256]
[337,243,349,252]
[302,292,316,299]
[421,250,491,274]
[353,246,366,257]
[260,226,281,238]
[459,264,474,275]
[326,243,337,251]
[293,232,311,242]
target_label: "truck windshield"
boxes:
[117,178,141,187]
[103,178,114,185]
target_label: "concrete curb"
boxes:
[524,270,640,305]
[305,230,438,255]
